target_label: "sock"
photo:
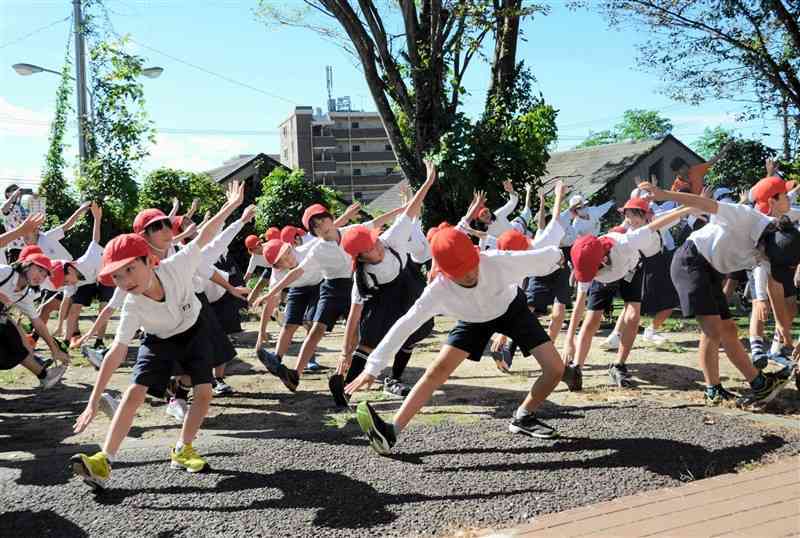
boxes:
[345,349,369,384]
[36,367,47,380]
[515,407,532,420]
[175,382,190,401]
[175,441,185,452]
[750,372,766,390]
[391,348,413,380]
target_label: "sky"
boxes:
[0,0,785,191]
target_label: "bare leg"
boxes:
[393,345,467,433]
[519,341,565,412]
[95,302,110,340]
[651,308,672,331]
[275,324,300,357]
[103,384,148,456]
[575,310,604,368]
[65,304,82,345]
[548,302,566,343]
[616,302,641,365]
[719,318,758,382]
[180,383,212,444]
[19,354,43,376]
[294,321,327,376]
[56,296,72,337]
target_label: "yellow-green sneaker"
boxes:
[70,451,111,491]
[170,443,207,473]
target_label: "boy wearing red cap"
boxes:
[637,180,799,407]
[563,199,690,391]
[0,247,69,389]
[345,196,571,454]
[70,190,244,490]
[332,160,438,404]
[256,201,404,392]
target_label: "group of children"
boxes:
[0,152,798,490]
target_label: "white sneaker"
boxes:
[39,365,66,390]
[81,345,105,370]
[770,338,782,356]
[600,332,620,351]
[643,327,666,344]
[166,398,188,422]
[98,393,120,419]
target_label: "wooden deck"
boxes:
[479,456,800,537]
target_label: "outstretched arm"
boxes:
[90,203,102,244]
[638,181,719,215]
[61,202,92,232]
[0,213,44,249]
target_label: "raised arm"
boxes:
[403,159,437,220]
[333,202,362,227]
[0,213,44,249]
[638,181,719,215]
[61,201,92,232]
[367,204,408,230]
[494,180,519,219]
[1,188,22,214]
[194,180,245,249]
[185,198,199,221]
[90,203,102,244]
[168,197,180,219]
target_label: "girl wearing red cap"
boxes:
[0,243,69,390]
[255,200,404,392]
[330,160,438,405]
[637,180,799,407]
[70,188,244,490]
[562,200,691,391]
[344,200,571,454]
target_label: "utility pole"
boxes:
[73,0,90,167]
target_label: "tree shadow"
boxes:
[629,362,708,391]
[0,509,87,538]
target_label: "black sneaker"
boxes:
[257,346,281,376]
[93,338,105,350]
[382,377,410,398]
[328,373,350,407]
[608,363,633,388]
[355,401,396,455]
[212,377,234,396]
[736,372,789,408]
[508,414,558,439]
[562,364,583,392]
[276,365,299,392]
[704,384,738,406]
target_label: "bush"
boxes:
[254,168,346,232]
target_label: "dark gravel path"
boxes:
[1,400,798,537]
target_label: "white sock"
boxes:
[515,407,532,420]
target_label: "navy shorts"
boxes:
[283,284,320,326]
[525,266,572,313]
[586,266,643,312]
[0,319,29,369]
[71,283,115,307]
[131,317,214,391]
[446,288,550,361]
[313,278,352,331]
[670,240,731,320]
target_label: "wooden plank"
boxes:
[710,502,800,537]
[715,514,800,537]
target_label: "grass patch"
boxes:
[322,413,353,430]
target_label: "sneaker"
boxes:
[355,401,396,455]
[383,377,410,398]
[562,364,583,392]
[170,443,208,473]
[276,364,300,392]
[165,398,188,422]
[704,384,738,406]
[70,451,111,491]
[81,345,106,370]
[39,365,66,390]
[509,415,559,439]
[211,378,234,396]
[256,346,281,376]
[736,373,789,408]
[608,363,633,388]
[328,373,349,407]
[600,332,620,351]
[98,393,120,419]
[769,345,796,369]
[304,358,322,374]
[643,327,666,344]
[93,338,105,349]
[750,339,769,369]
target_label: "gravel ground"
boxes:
[1,400,798,537]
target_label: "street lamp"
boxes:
[12,62,164,81]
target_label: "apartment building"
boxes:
[279,106,402,203]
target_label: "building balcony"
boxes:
[312,161,337,173]
[332,151,396,162]
[312,135,337,148]
[320,173,402,187]
[331,128,388,139]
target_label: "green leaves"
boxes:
[254,168,346,232]
[139,169,226,218]
[577,109,673,148]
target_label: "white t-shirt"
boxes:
[268,241,322,289]
[351,214,414,304]
[485,193,519,238]
[571,201,615,238]
[689,202,773,274]
[37,227,73,261]
[298,224,363,280]
[408,217,432,264]
[63,241,104,297]
[363,245,563,377]
[576,226,660,291]
[246,254,269,276]
[113,242,203,346]
[0,265,37,318]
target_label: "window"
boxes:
[351,121,360,128]
[386,167,394,175]
[648,158,663,185]
[352,144,361,152]
[353,168,362,176]
[312,125,321,136]
[384,144,392,151]
[282,126,287,136]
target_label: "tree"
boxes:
[139,168,226,217]
[692,126,735,160]
[703,137,776,193]
[254,168,346,232]
[257,0,554,225]
[577,109,672,148]
[588,0,799,151]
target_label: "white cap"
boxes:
[568,194,586,209]
[630,187,654,200]
[713,187,734,201]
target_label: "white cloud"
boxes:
[0,96,52,138]
[145,133,258,173]
[671,112,739,130]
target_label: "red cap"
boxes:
[302,203,329,231]
[262,239,291,266]
[134,208,170,234]
[49,260,66,288]
[266,227,281,241]
[496,229,530,251]
[280,225,303,243]
[244,235,261,252]
[97,234,150,286]
[620,197,652,214]
[570,235,616,283]
[341,226,381,263]
[172,215,186,235]
[18,245,44,261]
[427,222,452,243]
[23,253,52,274]
[430,228,480,280]
[751,176,796,214]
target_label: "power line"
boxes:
[0,16,71,50]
